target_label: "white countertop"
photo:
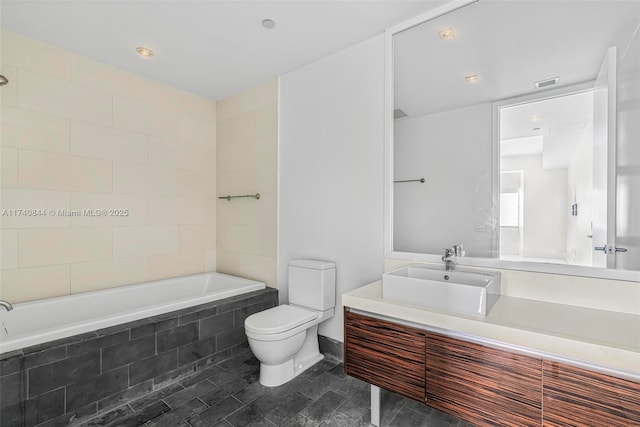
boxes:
[343,281,640,378]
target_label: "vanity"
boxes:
[343,274,640,427]
[351,0,640,424]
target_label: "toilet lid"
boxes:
[245,305,317,335]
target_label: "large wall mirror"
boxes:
[386,0,640,280]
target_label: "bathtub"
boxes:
[0,272,277,427]
[0,271,265,354]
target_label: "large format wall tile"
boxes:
[19,70,112,126]
[18,150,113,193]
[1,29,217,302]
[1,107,70,154]
[1,30,71,81]
[215,78,277,288]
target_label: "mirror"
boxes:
[389,0,640,279]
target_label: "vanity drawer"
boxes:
[344,309,425,402]
[425,331,543,427]
[543,360,640,426]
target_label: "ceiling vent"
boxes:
[534,77,560,89]
[394,108,408,119]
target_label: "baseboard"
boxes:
[319,335,343,363]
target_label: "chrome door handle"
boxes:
[594,245,628,253]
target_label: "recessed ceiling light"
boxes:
[262,19,276,29]
[136,47,154,58]
[439,27,456,39]
[530,114,542,122]
[465,74,478,83]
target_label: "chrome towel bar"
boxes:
[393,178,425,184]
[218,193,261,201]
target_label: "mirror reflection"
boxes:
[392,0,640,271]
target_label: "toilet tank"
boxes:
[288,259,336,311]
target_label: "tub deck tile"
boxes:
[156,321,199,353]
[152,361,197,389]
[0,386,65,426]
[180,364,236,388]
[177,335,217,366]
[130,317,179,340]
[1,345,67,377]
[28,351,100,397]
[200,311,234,338]
[66,366,129,411]
[0,348,24,362]
[217,298,250,314]
[196,348,232,370]
[130,349,178,385]
[94,323,129,337]
[102,334,156,372]
[67,330,130,357]
[179,306,218,325]
[23,331,98,355]
[233,302,264,328]
[217,327,249,353]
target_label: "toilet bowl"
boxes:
[245,260,336,387]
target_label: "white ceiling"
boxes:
[0,0,442,100]
[394,0,640,118]
[500,90,593,169]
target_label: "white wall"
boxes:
[501,155,567,260]
[393,103,494,257]
[279,35,385,342]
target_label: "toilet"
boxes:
[244,259,336,387]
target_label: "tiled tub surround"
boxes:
[0,272,265,353]
[0,29,218,304]
[0,288,278,427]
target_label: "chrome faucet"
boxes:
[0,300,13,311]
[442,244,465,270]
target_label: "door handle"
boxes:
[594,245,628,253]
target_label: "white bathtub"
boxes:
[0,272,265,354]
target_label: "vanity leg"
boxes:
[370,384,381,426]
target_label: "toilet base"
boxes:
[259,352,324,387]
[258,324,324,387]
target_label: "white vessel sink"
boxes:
[382,264,501,317]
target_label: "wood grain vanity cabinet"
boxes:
[425,331,542,427]
[344,309,640,427]
[542,360,640,426]
[344,309,425,402]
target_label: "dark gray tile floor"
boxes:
[78,349,471,427]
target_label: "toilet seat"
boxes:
[245,304,318,337]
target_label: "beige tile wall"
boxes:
[216,79,278,288]
[0,29,217,303]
